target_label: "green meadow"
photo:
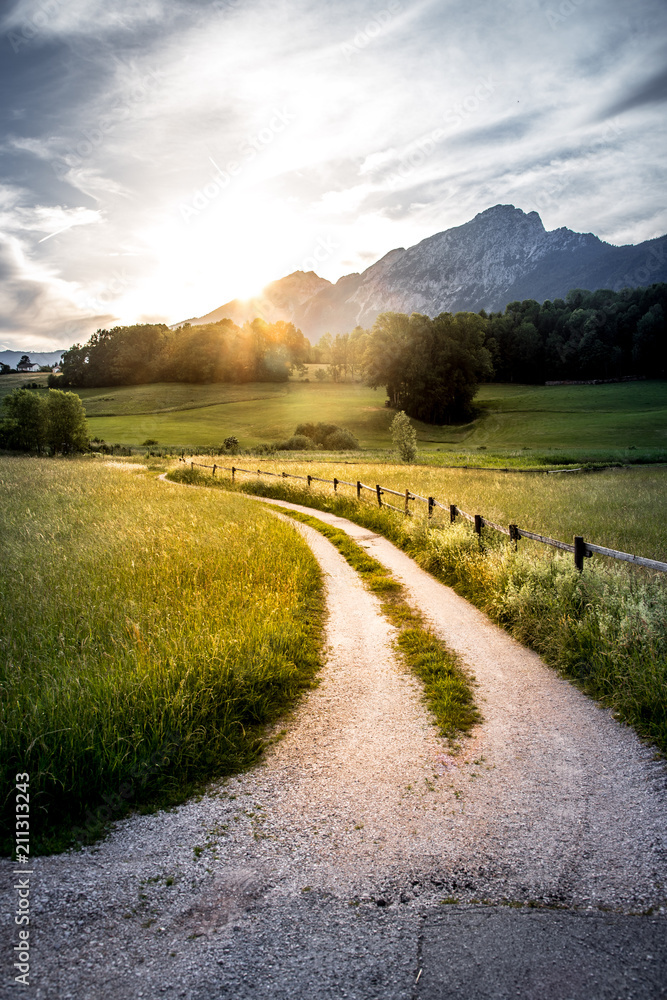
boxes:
[0,457,323,854]
[70,375,667,466]
[2,371,665,466]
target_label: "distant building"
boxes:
[16,356,37,372]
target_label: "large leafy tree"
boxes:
[45,389,89,453]
[1,388,47,451]
[363,311,492,424]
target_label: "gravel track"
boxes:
[2,487,666,1000]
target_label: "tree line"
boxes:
[55,318,311,387]
[356,283,666,423]
[483,283,666,383]
[43,282,666,428]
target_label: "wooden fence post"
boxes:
[428,497,434,518]
[190,461,193,470]
[333,478,338,492]
[574,535,586,572]
[356,481,361,499]
[376,484,383,508]
[474,514,483,536]
[450,504,457,524]
[307,475,312,488]
[282,471,288,478]
[509,524,519,550]
[212,464,217,477]
[405,488,410,516]
[231,466,235,481]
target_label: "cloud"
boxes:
[600,63,667,118]
[0,0,666,343]
[0,233,112,348]
[0,0,169,43]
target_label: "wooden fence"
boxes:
[180,458,667,575]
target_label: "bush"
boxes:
[277,434,318,451]
[294,422,360,450]
[322,428,359,450]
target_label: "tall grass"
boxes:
[222,458,667,561]
[0,457,323,855]
[171,468,667,753]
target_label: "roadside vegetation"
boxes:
[170,466,667,754]
[0,457,323,855]
[184,458,667,561]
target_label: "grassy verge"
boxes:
[223,458,667,560]
[168,467,667,754]
[269,505,480,742]
[0,457,324,856]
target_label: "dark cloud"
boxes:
[443,114,541,151]
[600,62,667,118]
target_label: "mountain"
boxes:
[0,349,66,369]
[175,270,331,329]
[182,205,667,340]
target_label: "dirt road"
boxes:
[3,491,666,999]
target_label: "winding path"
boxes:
[3,486,666,1000]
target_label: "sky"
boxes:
[0,0,666,351]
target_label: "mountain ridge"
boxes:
[180,205,667,340]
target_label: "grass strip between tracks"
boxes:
[267,504,481,743]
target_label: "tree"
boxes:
[45,389,89,453]
[363,311,492,424]
[0,363,10,375]
[1,388,47,451]
[390,411,417,462]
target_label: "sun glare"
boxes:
[118,191,315,325]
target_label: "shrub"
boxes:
[294,422,360,450]
[391,410,417,462]
[277,434,318,451]
[322,428,359,450]
[223,435,240,454]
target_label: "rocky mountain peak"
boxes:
[182,206,667,339]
